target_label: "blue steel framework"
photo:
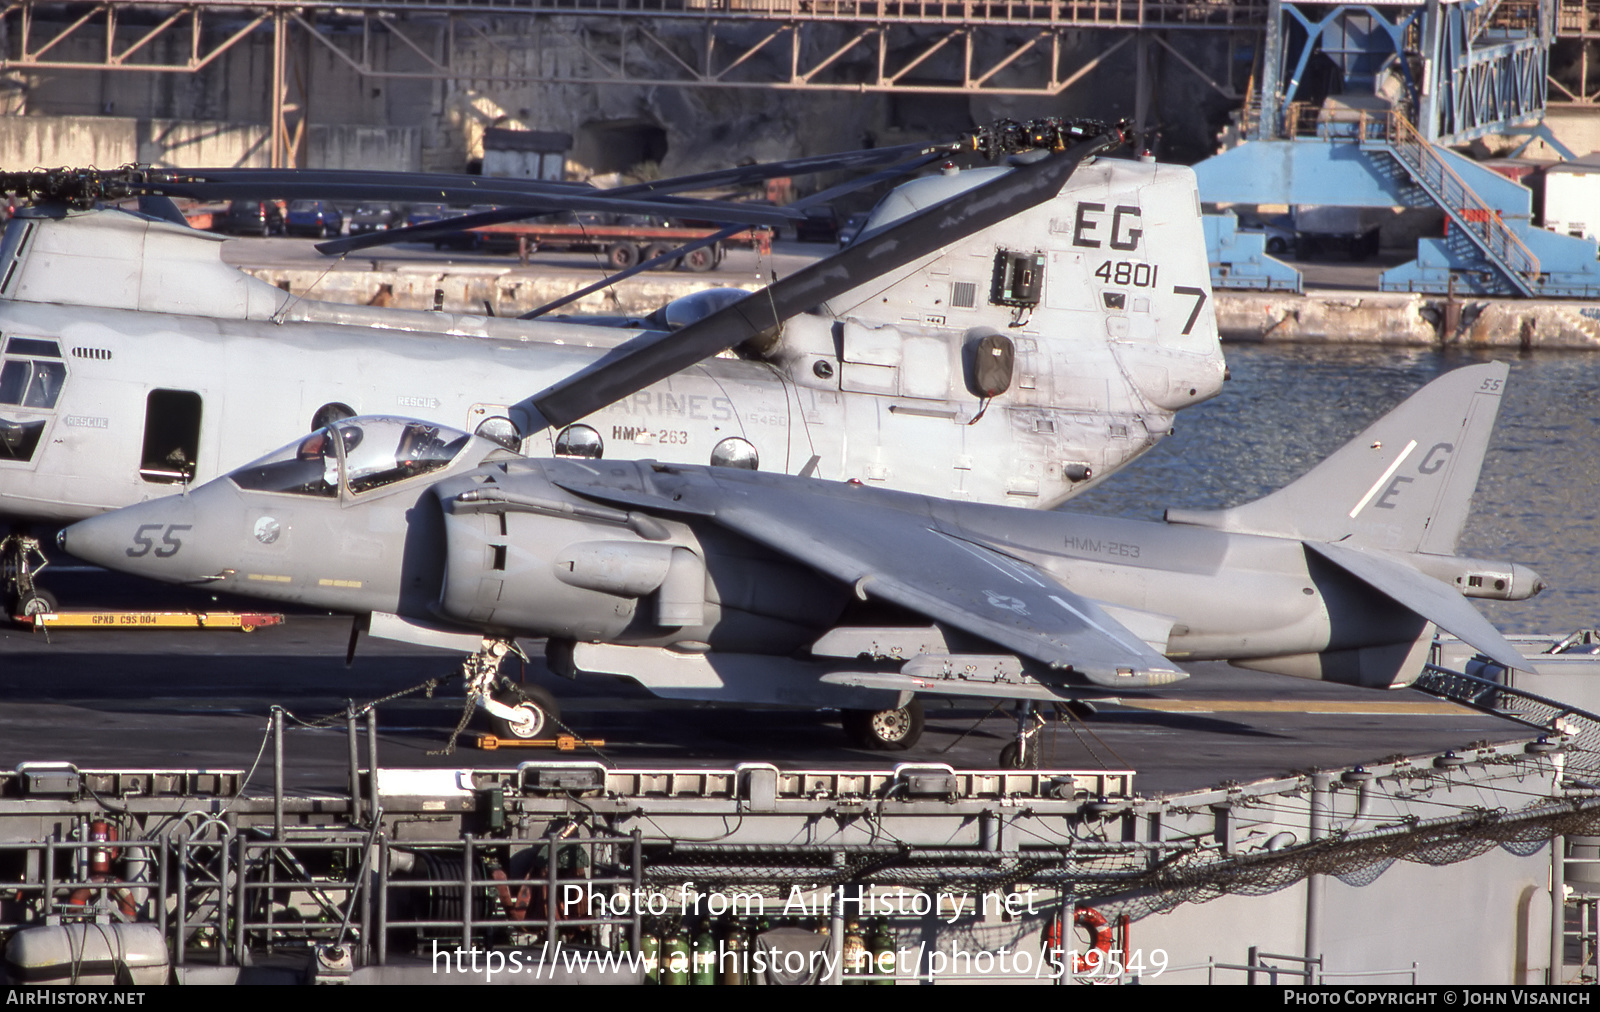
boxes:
[1202,0,1600,296]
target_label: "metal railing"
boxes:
[1277,105,1540,294]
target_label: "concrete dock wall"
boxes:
[1218,290,1600,348]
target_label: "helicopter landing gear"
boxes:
[2,533,52,620]
[998,702,1046,769]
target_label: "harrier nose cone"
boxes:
[59,510,128,569]
[61,496,200,581]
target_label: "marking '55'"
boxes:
[127,523,191,558]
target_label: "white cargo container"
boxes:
[1542,154,1600,242]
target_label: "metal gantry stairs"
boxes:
[1360,110,1542,296]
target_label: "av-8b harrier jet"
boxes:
[63,362,1539,764]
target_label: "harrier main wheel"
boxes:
[841,698,924,750]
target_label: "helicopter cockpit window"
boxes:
[0,337,66,464]
[339,419,471,494]
[0,417,45,462]
[0,358,66,409]
[229,427,342,497]
[5,338,61,358]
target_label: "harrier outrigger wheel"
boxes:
[999,703,1046,769]
[841,698,924,750]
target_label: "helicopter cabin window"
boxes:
[311,402,356,431]
[710,437,759,470]
[991,252,1045,308]
[474,415,521,451]
[555,424,603,459]
[140,389,202,484]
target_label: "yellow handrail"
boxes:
[1347,109,1540,287]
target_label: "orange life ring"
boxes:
[67,876,137,919]
[1072,906,1113,975]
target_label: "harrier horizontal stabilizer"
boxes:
[1305,541,1529,672]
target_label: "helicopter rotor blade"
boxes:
[528,123,1125,430]
[313,197,791,256]
[310,140,960,256]
[518,148,952,322]
[607,139,959,197]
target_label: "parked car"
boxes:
[405,203,478,249]
[284,200,344,238]
[217,199,283,237]
[348,203,406,236]
[794,205,841,243]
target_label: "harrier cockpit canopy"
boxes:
[230,418,475,498]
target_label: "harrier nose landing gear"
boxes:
[436,636,560,751]
[488,681,561,741]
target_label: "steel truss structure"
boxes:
[0,0,1264,88]
[0,0,1266,164]
[1553,0,1600,103]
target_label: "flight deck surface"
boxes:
[0,608,1525,798]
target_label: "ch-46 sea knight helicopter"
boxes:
[0,117,1225,616]
[64,361,1542,764]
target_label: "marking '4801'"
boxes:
[1072,202,1207,337]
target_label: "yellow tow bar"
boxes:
[17,611,286,631]
[470,733,604,752]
